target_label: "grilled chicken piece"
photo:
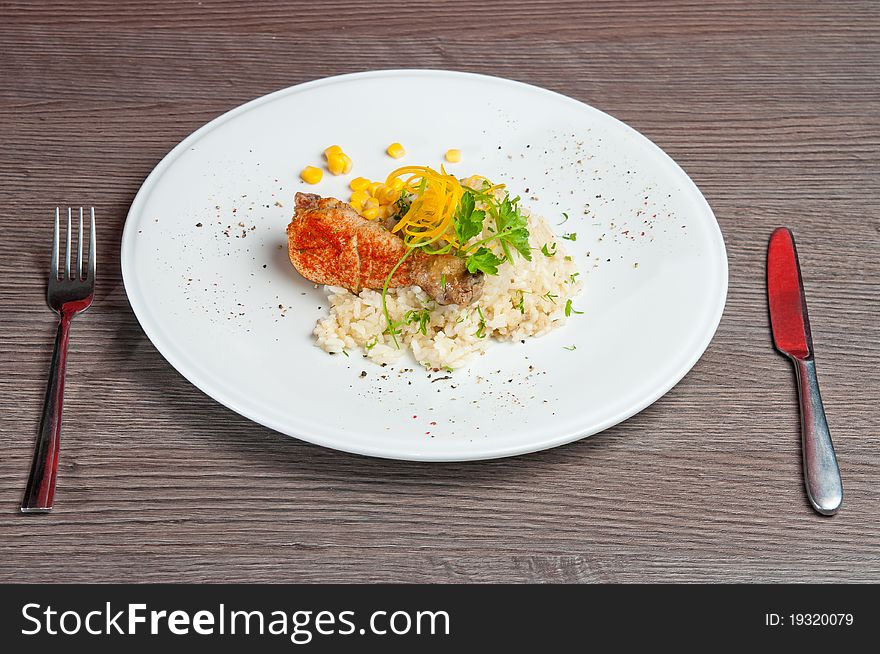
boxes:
[287,193,483,305]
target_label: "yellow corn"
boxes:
[368,181,382,196]
[363,197,379,210]
[327,153,344,175]
[362,206,379,220]
[380,186,398,204]
[327,152,353,175]
[389,177,404,191]
[444,148,462,163]
[386,142,405,159]
[349,177,371,192]
[350,190,369,205]
[300,166,323,184]
[323,144,342,158]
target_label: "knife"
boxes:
[767,227,842,515]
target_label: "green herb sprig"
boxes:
[541,243,557,257]
[380,180,533,347]
[454,187,532,275]
[474,305,487,338]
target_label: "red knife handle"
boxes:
[792,357,843,515]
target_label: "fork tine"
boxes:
[66,208,72,279]
[88,207,96,281]
[52,208,59,279]
[77,208,84,279]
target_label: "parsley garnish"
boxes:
[365,337,378,352]
[562,233,577,241]
[453,192,485,244]
[516,293,525,314]
[385,308,431,338]
[541,291,558,304]
[474,305,487,338]
[465,247,503,275]
[403,309,431,335]
[568,272,580,283]
[455,188,532,274]
[394,195,411,218]
[564,299,583,317]
[541,243,557,257]
[381,180,533,345]
[381,247,417,347]
[563,345,577,351]
[493,196,532,260]
[559,212,569,225]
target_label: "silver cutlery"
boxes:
[21,208,96,513]
[767,227,842,515]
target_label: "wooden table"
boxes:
[1,1,877,583]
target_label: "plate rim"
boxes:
[121,68,729,462]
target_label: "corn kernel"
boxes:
[339,153,353,174]
[445,148,462,163]
[326,153,343,175]
[350,190,369,205]
[362,207,379,220]
[350,177,371,192]
[300,166,323,184]
[389,178,404,191]
[386,142,405,159]
[364,197,379,210]
[368,181,382,196]
[327,153,347,175]
[323,145,343,158]
[380,187,398,204]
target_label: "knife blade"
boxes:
[767,228,842,515]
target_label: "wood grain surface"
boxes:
[1,0,878,583]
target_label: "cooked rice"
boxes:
[313,210,582,369]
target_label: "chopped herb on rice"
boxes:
[313,204,583,369]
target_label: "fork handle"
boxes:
[21,311,72,513]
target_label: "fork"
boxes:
[21,208,96,513]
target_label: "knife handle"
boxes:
[792,357,843,515]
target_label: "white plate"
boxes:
[122,70,727,461]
